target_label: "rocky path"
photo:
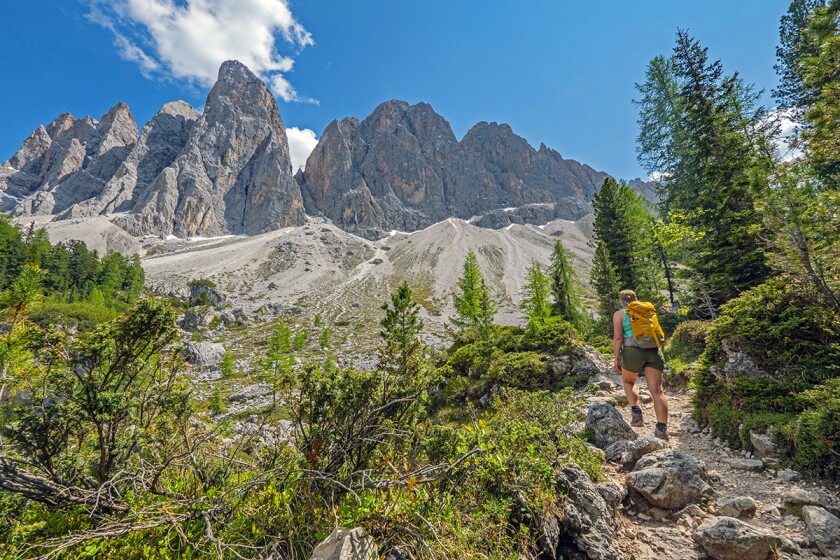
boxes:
[583,375,840,560]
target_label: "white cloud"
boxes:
[769,109,803,162]
[87,0,316,104]
[286,127,318,172]
[648,171,671,182]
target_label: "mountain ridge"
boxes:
[1,60,653,240]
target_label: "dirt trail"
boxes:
[591,376,840,559]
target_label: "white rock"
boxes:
[309,528,377,560]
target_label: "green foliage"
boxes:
[293,329,307,351]
[319,327,331,349]
[590,241,621,326]
[379,282,425,377]
[452,249,496,337]
[692,278,840,475]
[188,278,216,289]
[29,300,120,331]
[592,178,662,300]
[760,164,840,310]
[791,378,840,478]
[549,240,588,330]
[209,387,227,415]
[1,299,190,495]
[484,351,549,390]
[703,278,840,377]
[0,216,144,308]
[520,315,579,353]
[636,31,772,307]
[521,260,552,329]
[313,314,322,327]
[665,320,711,372]
[220,351,236,378]
[798,0,840,185]
[774,0,827,110]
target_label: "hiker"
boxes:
[612,289,669,440]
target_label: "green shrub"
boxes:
[220,352,236,378]
[692,278,840,475]
[484,351,549,390]
[520,316,578,353]
[29,300,120,331]
[666,320,711,364]
[703,278,840,379]
[209,388,227,415]
[790,378,840,478]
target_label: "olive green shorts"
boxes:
[621,346,665,374]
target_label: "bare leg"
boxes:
[643,366,669,423]
[622,369,639,406]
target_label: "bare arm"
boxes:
[612,310,623,374]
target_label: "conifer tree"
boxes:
[798,0,840,185]
[452,250,496,336]
[549,241,583,326]
[590,241,621,323]
[636,31,772,306]
[521,261,552,329]
[774,0,828,112]
[380,282,424,375]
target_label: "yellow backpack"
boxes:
[625,301,665,350]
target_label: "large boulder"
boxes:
[748,431,779,459]
[693,517,780,560]
[627,450,713,510]
[308,528,377,560]
[184,342,226,369]
[585,403,637,452]
[540,463,623,560]
[802,506,840,558]
[715,497,757,519]
[620,432,670,467]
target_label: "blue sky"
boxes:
[1,0,790,179]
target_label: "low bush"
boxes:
[29,300,121,330]
[692,278,840,476]
[666,320,711,365]
[484,351,549,390]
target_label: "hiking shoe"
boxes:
[654,424,669,441]
[630,407,644,427]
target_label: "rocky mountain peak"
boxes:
[6,125,51,171]
[117,59,304,237]
[92,102,139,157]
[159,100,199,118]
[45,112,75,139]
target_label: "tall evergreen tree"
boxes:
[521,261,552,329]
[774,0,828,112]
[590,241,621,323]
[798,0,840,185]
[635,31,772,306]
[452,250,496,336]
[592,177,662,300]
[380,282,424,375]
[593,177,636,289]
[549,241,583,326]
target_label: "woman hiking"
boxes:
[613,289,669,440]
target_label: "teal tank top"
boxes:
[621,308,633,338]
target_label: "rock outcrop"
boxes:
[692,517,780,560]
[627,450,713,510]
[59,101,199,219]
[298,100,606,239]
[541,463,624,560]
[308,528,377,560]
[119,60,305,237]
[2,103,138,215]
[585,403,637,462]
